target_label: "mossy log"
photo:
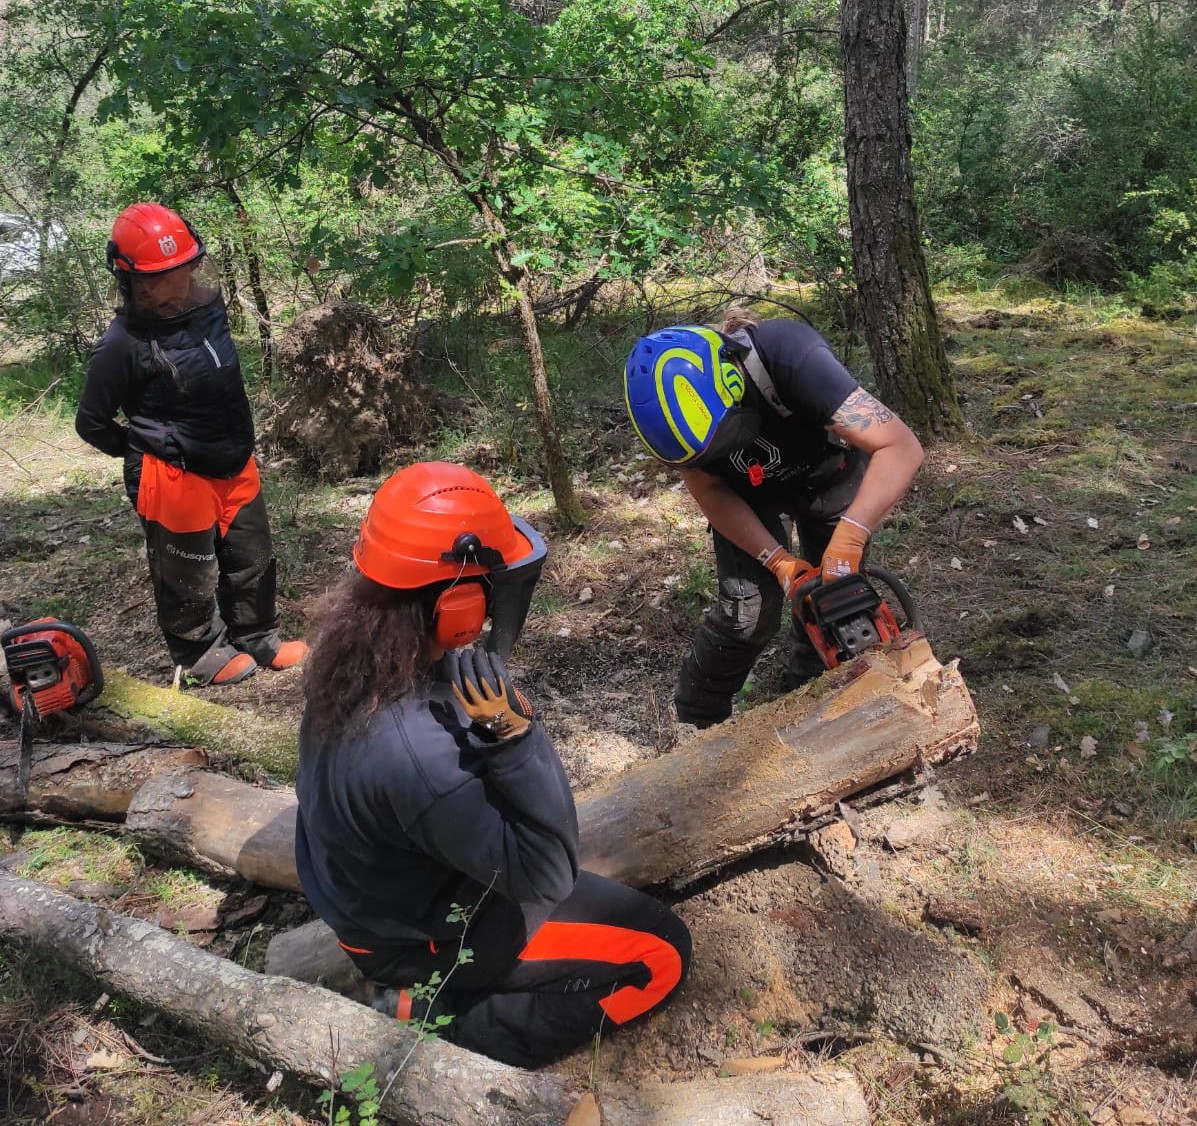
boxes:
[0,872,871,1126]
[98,669,299,780]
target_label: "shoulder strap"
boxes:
[724,328,792,418]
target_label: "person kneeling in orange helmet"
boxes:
[294,462,691,1068]
[75,202,305,686]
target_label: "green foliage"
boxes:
[317,1062,379,1126]
[915,3,1197,277]
[992,1013,1065,1125]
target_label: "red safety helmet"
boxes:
[354,462,547,657]
[106,202,205,276]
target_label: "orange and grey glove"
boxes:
[759,545,818,598]
[821,516,871,581]
[445,647,534,742]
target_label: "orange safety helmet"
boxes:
[106,202,205,276]
[354,462,547,656]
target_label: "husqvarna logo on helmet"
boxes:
[157,235,178,257]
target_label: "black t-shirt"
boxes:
[707,319,860,505]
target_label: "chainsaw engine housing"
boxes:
[2,619,104,719]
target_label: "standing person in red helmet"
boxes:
[295,461,691,1068]
[75,202,306,686]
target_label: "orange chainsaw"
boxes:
[792,565,922,670]
[2,618,104,802]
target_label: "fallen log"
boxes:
[258,635,976,986]
[98,669,299,780]
[0,739,207,821]
[9,636,978,990]
[0,872,870,1126]
[579,633,978,887]
[125,769,301,892]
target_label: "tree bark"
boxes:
[841,0,965,437]
[0,739,207,820]
[0,872,871,1126]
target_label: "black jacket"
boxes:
[76,297,255,479]
[294,683,580,951]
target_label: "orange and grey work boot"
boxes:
[186,644,258,687]
[268,640,308,670]
[212,652,258,684]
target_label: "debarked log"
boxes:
[117,635,975,896]
[0,872,871,1126]
[578,633,978,887]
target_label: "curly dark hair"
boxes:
[302,571,440,738]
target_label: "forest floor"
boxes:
[1,285,1195,1125]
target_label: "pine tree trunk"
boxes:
[841,0,965,437]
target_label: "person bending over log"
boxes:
[295,462,691,1069]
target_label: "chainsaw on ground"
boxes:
[792,565,922,670]
[2,618,104,802]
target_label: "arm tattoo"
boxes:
[832,388,894,432]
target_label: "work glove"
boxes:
[444,646,534,742]
[821,517,871,581]
[761,545,818,598]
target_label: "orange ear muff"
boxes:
[433,583,488,650]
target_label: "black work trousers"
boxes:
[128,453,282,671]
[348,871,691,1069]
[675,456,866,727]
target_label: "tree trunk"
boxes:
[0,872,871,1126]
[0,740,207,821]
[841,0,965,438]
[393,97,586,529]
[97,669,299,780]
[509,267,587,529]
[224,180,274,389]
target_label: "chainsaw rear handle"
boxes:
[1,619,106,708]
[792,564,922,633]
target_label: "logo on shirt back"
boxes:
[157,235,178,257]
[729,437,781,482]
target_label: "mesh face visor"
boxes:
[475,516,548,659]
[125,257,222,323]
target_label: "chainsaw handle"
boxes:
[792,565,922,633]
[862,564,922,632]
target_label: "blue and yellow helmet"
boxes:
[623,326,760,465]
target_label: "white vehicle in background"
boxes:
[0,213,66,280]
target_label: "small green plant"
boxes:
[992,1012,1063,1125]
[318,1061,380,1126]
